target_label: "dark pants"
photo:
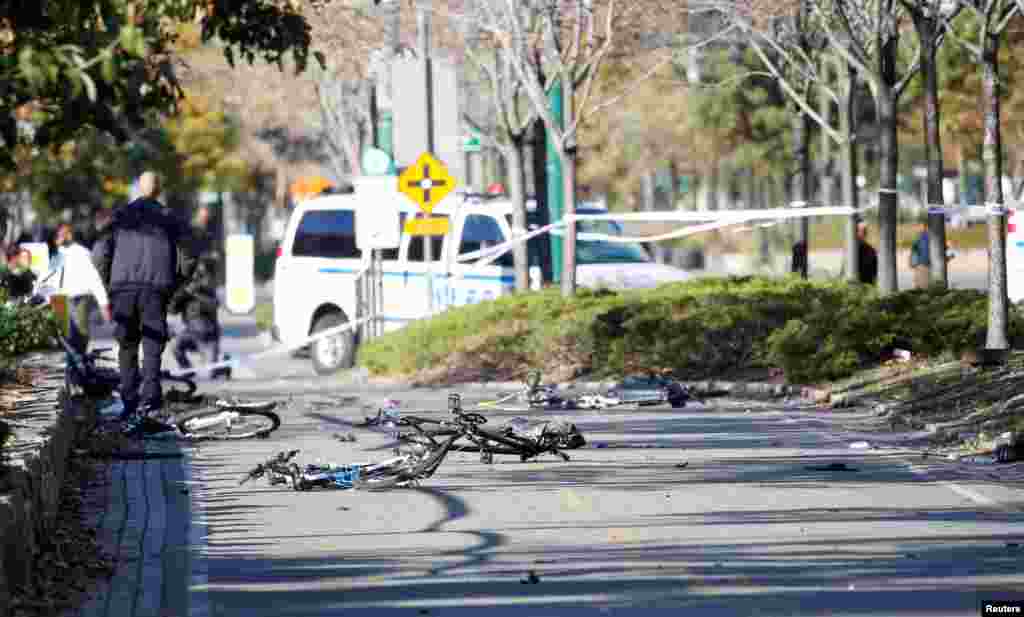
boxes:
[174,317,221,370]
[64,296,92,385]
[112,289,170,415]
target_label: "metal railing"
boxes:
[354,251,385,342]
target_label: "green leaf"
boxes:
[101,53,116,83]
[314,51,326,70]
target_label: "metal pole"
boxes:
[376,250,384,337]
[417,3,435,314]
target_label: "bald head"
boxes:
[137,171,161,199]
[857,221,869,239]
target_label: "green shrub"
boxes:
[0,294,59,358]
[357,276,1023,384]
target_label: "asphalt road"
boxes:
[84,266,1023,616]
[177,385,1024,617]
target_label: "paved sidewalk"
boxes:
[78,440,195,617]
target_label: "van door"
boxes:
[450,212,514,306]
[274,206,362,343]
[397,214,450,321]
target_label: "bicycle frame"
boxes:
[369,395,581,463]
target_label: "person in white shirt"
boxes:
[47,223,112,358]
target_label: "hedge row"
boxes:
[357,276,1023,384]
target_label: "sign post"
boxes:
[225,234,256,315]
[353,176,402,339]
[397,152,457,315]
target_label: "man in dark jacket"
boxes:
[93,172,198,422]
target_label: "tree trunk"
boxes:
[982,31,1009,350]
[508,136,530,291]
[531,119,552,284]
[640,171,662,263]
[793,106,811,278]
[559,68,577,296]
[915,13,948,288]
[873,27,900,295]
[877,88,899,294]
[819,61,835,213]
[840,60,859,283]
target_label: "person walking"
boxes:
[909,220,931,289]
[171,255,228,378]
[93,172,197,426]
[46,223,112,361]
[856,221,878,285]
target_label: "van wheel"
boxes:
[311,312,355,375]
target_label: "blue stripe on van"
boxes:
[318,267,359,274]
[318,267,513,284]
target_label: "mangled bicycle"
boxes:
[239,408,477,491]
[483,369,701,411]
[362,393,586,464]
[58,331,281,441]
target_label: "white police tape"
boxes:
[164,314,373,378]
[165,197,1020,379]
[454,203,871,270]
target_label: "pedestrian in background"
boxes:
[790,240,808,278]
[46,223,112,362]
[909,220,931,289]
[171,254,228,379]
[909,219,955,289]
[856,221,878,285]
[93,171,197,428]
[2,245,36,301]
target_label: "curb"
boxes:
[0,352,83,615]
[357,372,805,400]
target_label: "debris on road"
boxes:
[521,570,541,584]
[333,432,358,443]
[805,462,859,472]
[675,462,689,469]
[849,441,873,450]
[893,349,912,362]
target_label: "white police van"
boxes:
[272,184,694,374]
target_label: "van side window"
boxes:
[292,210,360,258]
[459,214,512,267]
[407,215,448,262]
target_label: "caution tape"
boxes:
[163,314,374,378]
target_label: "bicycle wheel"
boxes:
[216,399,278,413]
[175,407,281,440]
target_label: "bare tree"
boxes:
[902,0,962,288]
[725,1,863,282]
[947,0,1021,349]
[808,0,921,294]
[463,0,680,296]
[300,1,389,179]
[453,12,538,291]
[314,75,373,178]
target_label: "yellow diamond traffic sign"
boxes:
[398,152,456,214]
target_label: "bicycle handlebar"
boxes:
[238,449,300,485]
